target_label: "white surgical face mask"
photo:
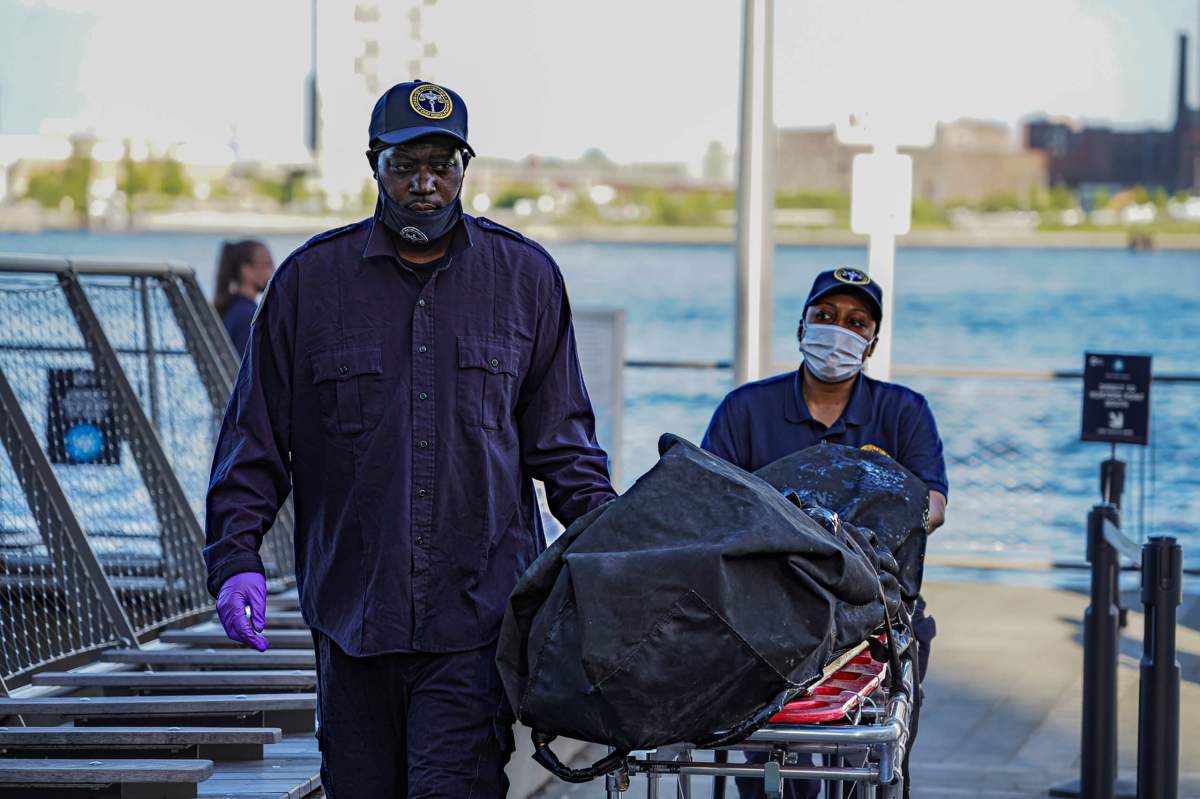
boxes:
[800,323,872,383]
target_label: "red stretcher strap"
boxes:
[768,650,888,724]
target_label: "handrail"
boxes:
[0,253,193,277]
[623,359,1200,383]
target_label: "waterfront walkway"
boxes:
[537,579,1200,798]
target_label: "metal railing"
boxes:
[0,254,297,690]
[0,365,131,688]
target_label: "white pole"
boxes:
[865,230,895,382]
[734,0,775,386]
[850,140,909,383]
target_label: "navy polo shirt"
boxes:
[204,214,616,657]
[221,295,257,355]
[701,369,948,497]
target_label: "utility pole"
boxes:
[733,0,775,386]
[306,0,320,160]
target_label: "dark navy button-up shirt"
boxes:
[204,215,617,656]
[701,368,948,496]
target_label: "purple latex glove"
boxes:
[216,572,270,652]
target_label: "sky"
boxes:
[1,0,1198,170]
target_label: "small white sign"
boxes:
[835,109,935,149]
[850,152,913,236]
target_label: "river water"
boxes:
[2,228,1197,584]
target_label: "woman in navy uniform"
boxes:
[702,267,946,799]
[212,239,274,355]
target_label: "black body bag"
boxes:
[496,436,917,776]
[754,441,930,604]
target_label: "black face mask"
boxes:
[376,177,463,248]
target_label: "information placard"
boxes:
[46,368,121,465]
[1080,352,1151,445]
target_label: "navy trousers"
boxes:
[312,631,515,798]
[736,600,935,799]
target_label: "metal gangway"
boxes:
[0,254,317,798]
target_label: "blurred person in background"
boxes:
[213,239,274,354]
[703,267,947,799]
[203,81,615,797]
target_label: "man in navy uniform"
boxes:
[204,81,616,797]
[702,267,946,799]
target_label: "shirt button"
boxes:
[489,358,499,367]
[418,440,429,448]
[417,489,428,497]
[418,345,427,353]
[416,536,424,545]
[338,364,348,375]
[417,298,426,307]
[418,392,428,400]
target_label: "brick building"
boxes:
[1025,31,1200,192]
[775,120,1047,204]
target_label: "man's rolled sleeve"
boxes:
[516,268,616,527]
[203,267,296,596]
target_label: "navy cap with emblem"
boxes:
[369,80,475,156]
[804,268,883,323]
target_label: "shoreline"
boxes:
[4,213,1200,250]
[527,224,1200,250]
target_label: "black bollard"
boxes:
[1101,457,1130,630]
[1136,536,1182,799]
[1101,457,1125,508]
[1081,503,1120,799]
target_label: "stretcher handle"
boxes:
[530,731,628,783]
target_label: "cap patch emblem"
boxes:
[398,226,431,245]
[410,84,452,120]
[860,444,891,459]
[834,268,870,286]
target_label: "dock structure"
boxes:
[0,255,320,798]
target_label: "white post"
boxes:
[862,139,899,383]
[842,111,930,385]
[866,230,895,382]
[733,0,775,386]
[850,141,914,384]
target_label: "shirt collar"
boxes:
[786,367,875,427]
[361,213,474,264]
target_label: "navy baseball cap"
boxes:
[368,81,475,156]
[804,268,883,322]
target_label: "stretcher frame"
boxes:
[603,653,915,799]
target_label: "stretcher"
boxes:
[596,632,916,799]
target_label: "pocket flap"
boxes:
[310,345,383,383]
[457,336,519,376]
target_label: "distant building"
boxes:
[907,120,1046,204]
[775,119,1046,203]
[0,135,72,204]
[311,1,439,211]
[702,141,733,185]
[1025,31,1200,192]
[775,127,860,195]
[467,150,693,196]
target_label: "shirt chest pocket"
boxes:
[310,345,385,436]
[457,336,520,430]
